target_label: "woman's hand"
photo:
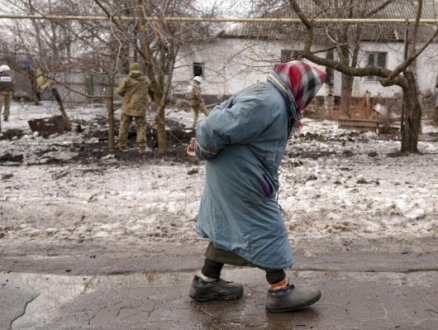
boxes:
[187,137,196,157]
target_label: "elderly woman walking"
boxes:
[187,60,326,313]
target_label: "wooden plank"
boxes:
[338,118,400,132]
[338,119,379,131]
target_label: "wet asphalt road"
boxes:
[1,237,438,330]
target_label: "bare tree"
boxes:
[313,0,397,114]
[4,0,108,101]
[2,0,221,154]
[92,0,217,154]
[14,0,223,154]
[289,0,438,153]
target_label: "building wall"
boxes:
[415,44,438,95]
[182,38,438,102]
[173,38,328,101]
[12,70,124,103]
[333,42,438,99]
[13,38,437,107]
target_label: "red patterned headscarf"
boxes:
[275,61,326,114]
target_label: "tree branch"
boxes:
[382,19,438,85]
[409,0,422,58]
[289,0,407,88]
[93,0,148,63]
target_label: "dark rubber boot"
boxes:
[189,276,244,302]
[265,284,321,313]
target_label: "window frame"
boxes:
[193,62,204,79]
[366,52,387,81]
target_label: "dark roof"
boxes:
[367,0,438,19]
[218,0,438,43]
[360,0,438,41]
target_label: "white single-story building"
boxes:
[173,0,438,107]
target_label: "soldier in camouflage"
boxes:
[117,63,151,152]
[0,64,15,131]
[186,76,209,128]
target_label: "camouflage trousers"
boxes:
[118,114,146,150]
[192,104,209,128]
[0,92,11,132]
[0,92,11,120]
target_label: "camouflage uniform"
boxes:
[186,81,209,128]
[117,63,150,152]
[0,72,15,130]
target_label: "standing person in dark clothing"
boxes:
[187,61,326,313]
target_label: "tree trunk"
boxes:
[108,48,117,149]
[51,88,72,131]
[155,64,176,155]
[27,69,41,105]
[401,71,421,153]
[340,74,354,115]
[338,35,356,116]
[107,76,115,149]
[156,105,167,154]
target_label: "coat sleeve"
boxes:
[195,90,276,160]
[117,78,127,97]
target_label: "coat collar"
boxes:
[267,71,298,121]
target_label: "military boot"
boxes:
[189,276,244,302]
[265,284,321,313]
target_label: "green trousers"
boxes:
[192,104,209,128]
[118,114,146,150]
[204,242,256,267]
[0,93,11,121]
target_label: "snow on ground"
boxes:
[1,101,438,246]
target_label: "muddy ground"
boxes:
[0,117,198,165]
[1,115,418,167]
[2,108,438,248]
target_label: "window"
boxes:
[280,49,300,63]
[193,62,204,78]
[366,52,387,81]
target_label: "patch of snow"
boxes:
[1,102,438,245]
